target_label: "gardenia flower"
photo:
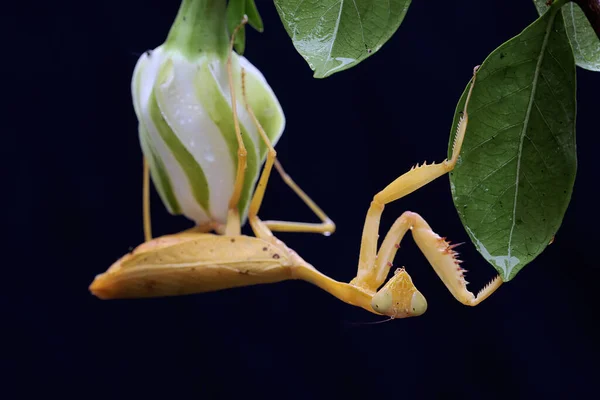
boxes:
[131,0,285,232]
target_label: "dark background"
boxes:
[4,0,600,398]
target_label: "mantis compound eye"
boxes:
[370,268,427,318]
[410,291,427,316]
[371,290,393,315]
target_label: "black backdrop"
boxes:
[4,0,600,398]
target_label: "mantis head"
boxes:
[370,268,427,318]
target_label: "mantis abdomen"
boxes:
[90,260,292,299]
[89,231,382,316]
[89,233,293,299]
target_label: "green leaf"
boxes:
[447,3,577,282]
[274,0,412,78]
[245,0,264,32]
[534,0,600,71]
[227,0,246,54]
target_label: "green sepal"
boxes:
[245,0,264,32]
[164,0,229,60]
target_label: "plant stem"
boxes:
[164,0,229,60]
[572,0,600,39]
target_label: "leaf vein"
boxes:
[476,57,538,85]
[469,83,533,116]
[523,133,552,172]
[506,8,557,278]
[462,122,523,159]
[464,155,517,198]
[476,183,516,228]
[533,101,562,150]
[539,72,572,126]
[325,1,345,66]
[546,46,569,78]
[350,0,366,50]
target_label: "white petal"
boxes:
[156,52,235,224]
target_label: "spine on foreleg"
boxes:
[376,163,449,204]
[408,213,477,305]
[408,213,503,306]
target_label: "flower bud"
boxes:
[131,0,284,231]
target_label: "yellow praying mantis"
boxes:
[89,19,503,319]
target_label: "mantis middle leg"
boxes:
[223,19,250,237]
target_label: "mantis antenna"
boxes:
[345,316,396,326]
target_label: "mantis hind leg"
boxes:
[143,157,152,242]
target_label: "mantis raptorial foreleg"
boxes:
[352,66,503,308]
